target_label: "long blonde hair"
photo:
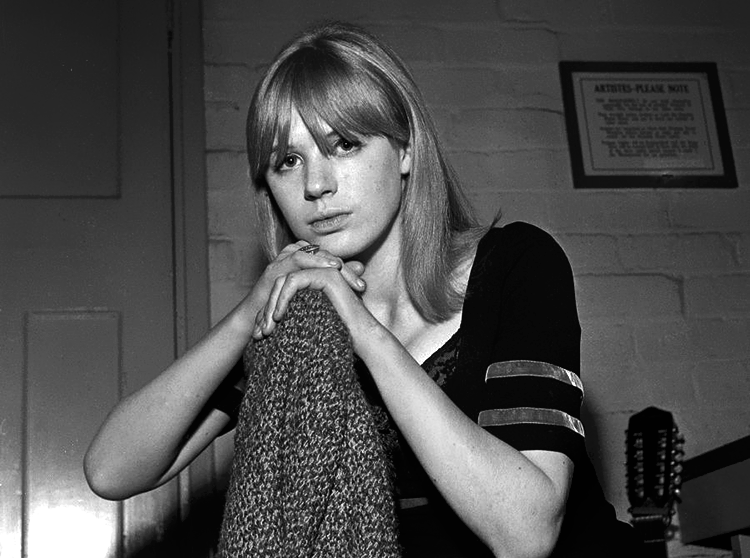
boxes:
[246,22,483,322]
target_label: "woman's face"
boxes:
[264,109,411,261]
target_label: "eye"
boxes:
[333,136,361,155]
[274,153,301,172]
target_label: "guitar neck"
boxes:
[630,514,668,558]
[626,406,684,558]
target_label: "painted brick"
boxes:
[582,360,648,411]
[692,360,750,410]
[580,410,631,519]
[467,190,550,228]
[210,280,247,326]
[364,24,448,65]
[678,407,750,458]
[685,274,750,316]
[464,190,509,224]
[500,0,613,27]
[724,69,750,110]
[442,26,560,65]
[204,0,501,23]
[208,237,236,282]
[667,191,750,231]
[576,274,682,319]
[618,233,739,273]
[634,318,750,364]
[203,21,298,65]
[733,146,750,187]
[205,102,246,151]
[450,149,572,192]
[738,232,750,270]
[411,66,561,110]
[662,31,750,66]
[547,191,670,233]
[449,108,566,151]
[237,239,268,289]
[581,320,635,367]
[559,28,695,62]
[559,28,750,67]
[206,151,249,192]
[207,189,254,239]
[634,320,702,364]
[727,108,750,148]
[427,107,453,144]
[204,65,255,104]
[635,362,700,409]
[559,234,621,272]
[610,1,750,27]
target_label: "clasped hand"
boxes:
[252,241,369,341]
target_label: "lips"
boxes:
[309,210,351,233]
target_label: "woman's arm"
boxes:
[356,325,572,558]
[83,294,258,500]
[84,243,364,500]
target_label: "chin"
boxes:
[316,236,366,261]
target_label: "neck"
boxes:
[360,248,417,331]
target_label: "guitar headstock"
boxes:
[626,407,684,525]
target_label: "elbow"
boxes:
[83,447,134,501]
[83,451,118,500]
[487,507,565,558]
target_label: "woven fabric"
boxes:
[218,289,401,558]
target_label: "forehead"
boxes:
[284,109,332,141]
[271,105,354,158]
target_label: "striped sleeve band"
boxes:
[479,360,585,438]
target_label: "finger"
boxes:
[344,260,365,276]
[262,275,287,335]
[252,309,265,340]
[272,269,340,321]
[278,241,310,257]
[287,243,341,269]
[299,251,363,292]
[338,261,366,292]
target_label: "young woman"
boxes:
[85,22,641,558]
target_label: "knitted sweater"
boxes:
[218,289,401,558]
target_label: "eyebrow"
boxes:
[270,130,348,155]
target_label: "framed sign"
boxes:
[559,62,737,189]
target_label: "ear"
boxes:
[399,141,412,176]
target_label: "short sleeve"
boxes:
[466,223,585,462]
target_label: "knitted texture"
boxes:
[218,289,401,558]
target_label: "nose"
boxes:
[304,155,337,200]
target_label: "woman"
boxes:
[85,22,640,557]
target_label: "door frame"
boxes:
[169,1,221,549]
[170,0,210,357]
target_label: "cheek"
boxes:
[268,187,300,225]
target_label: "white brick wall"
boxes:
[203,2,750,555]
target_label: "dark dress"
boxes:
[356,222,642,557]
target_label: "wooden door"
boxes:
[0,1,211,556]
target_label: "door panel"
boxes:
[25,311,121,558]
[0,1,196,556]
[0,1,119,198]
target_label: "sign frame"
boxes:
[559,61,737,189]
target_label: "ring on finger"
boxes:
[297,244,320,255]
